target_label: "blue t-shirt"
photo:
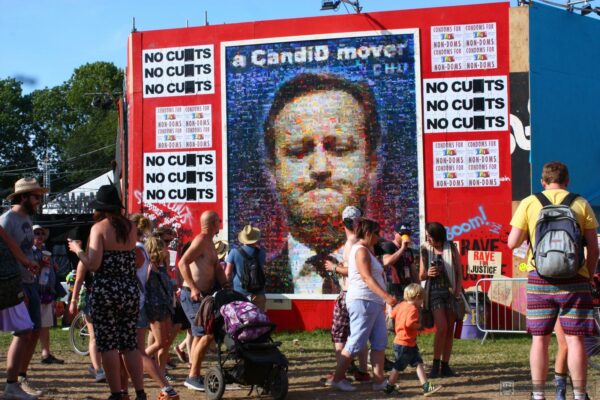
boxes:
[225,245,266,296]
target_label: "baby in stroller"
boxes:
[197,289,288,400]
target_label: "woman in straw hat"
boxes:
[68,185,146,400]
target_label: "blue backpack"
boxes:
[532,192,584,279]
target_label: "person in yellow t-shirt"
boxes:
[508,161,599,400]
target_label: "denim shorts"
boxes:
[393,344,423,371]
[179,288,205,337]
[344,299,387,355]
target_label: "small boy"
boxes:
[385,283,442,397]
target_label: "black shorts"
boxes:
[172,301,191,330]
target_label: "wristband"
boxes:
[76,249,85,259]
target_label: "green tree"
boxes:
[0,78,36,196]
[32,62,123,194]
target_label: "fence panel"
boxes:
[475,277,527,343]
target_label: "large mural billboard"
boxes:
[223,32,421,294]
[127,3,512,318]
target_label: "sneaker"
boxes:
[174,346,189,363]
[88,365,96,377]
[41,354,64,364]
[96,369,107,383]
[423,382,442,397]
[372,379,389,391]
[331,379,356,392]
[4,382,37,400]
[383,383,396,395]
[353,370,371,382]
[164,373,176,383]
[554,378,567,400]
[184,376,205,392]
[324,373,334,386]
[17,377,43,397]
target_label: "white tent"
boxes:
[43,171,113,214]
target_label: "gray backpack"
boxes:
[532,192,584,279]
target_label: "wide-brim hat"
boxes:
[7,177,49,200]
[238,225,261,245]
[90,184,124,211]
[214,240,229,260]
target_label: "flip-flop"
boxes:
[175,345,189,363]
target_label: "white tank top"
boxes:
[136,241,150,307]
[346,243,385,305]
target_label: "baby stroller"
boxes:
[204,289,288,400]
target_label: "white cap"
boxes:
[342,206,362,221]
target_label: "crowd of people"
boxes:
[0,160,598,400]
[323,206,455,396]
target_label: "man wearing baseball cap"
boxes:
[380,222,417,301]
[1,177,48,398]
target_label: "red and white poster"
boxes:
[126,2,512,329]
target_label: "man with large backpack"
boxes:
[508,161,599,400]
[225,225,267,311]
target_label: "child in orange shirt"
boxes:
[385,283,442,396]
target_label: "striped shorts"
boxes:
[526,270,594,336]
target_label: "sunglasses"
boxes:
[34,231,45,236]
[29,194,42,200]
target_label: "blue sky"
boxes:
[0,0,520,92]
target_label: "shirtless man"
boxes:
[179,210,228,392]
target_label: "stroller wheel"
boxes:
[205,367,225,400]
[269,365,289,400]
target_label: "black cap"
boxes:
[394,223,411,235]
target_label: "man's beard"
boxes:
[22,200,38,215]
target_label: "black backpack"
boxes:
[238,247,266,293]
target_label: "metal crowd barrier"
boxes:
[475,277,528,344]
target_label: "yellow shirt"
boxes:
[510,189,598,277]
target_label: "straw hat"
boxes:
[90,185,123,211]
[7,177,48,200]
[214,240,229,260]
[238,225,261,245]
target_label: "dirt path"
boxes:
[0,350,564,400]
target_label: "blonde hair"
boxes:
[403,283,424,301]
[145,235,165,265]
[130,213,152,236]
